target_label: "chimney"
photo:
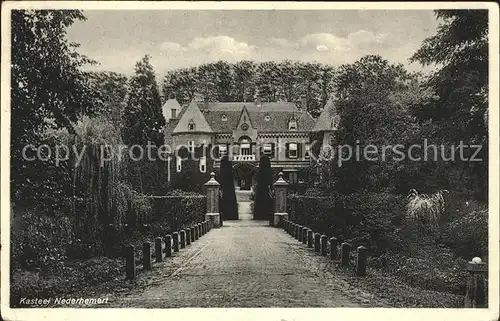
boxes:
[204,96,209,109]
[301,96,307,111]
[255,97,262,108]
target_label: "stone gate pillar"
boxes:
[273,172,289,227]
[205,172,221,228]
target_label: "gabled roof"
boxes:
[312,98,339,132]
[161,98,182,120]
[198,101,315,133]
[173,101,213,134]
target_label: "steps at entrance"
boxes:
[235,189,253,202]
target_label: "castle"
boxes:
[162,97,339,190]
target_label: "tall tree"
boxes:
[410,9,488,200]
[331,55,424,193]
[88,71,128,124]
[10,10,98,202]
[233,60,256,102]
[122,55,165,146]
[162,67,198,106]
[254,155,274,221]
[220,156,239,220]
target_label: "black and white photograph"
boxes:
[1,1,498,320]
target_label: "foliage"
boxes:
[162,60,336,116]
[87,71,129,124]
[169,150,213,194]
[10,257,123,307]
[254,155,274,220]
[146,194,206,233]
[220,156,238,220]
[10,9,98,203]
[440,206,488,259]
[406,189,447,224]
[288,192,406,255]
[122,55,165,147]
[410,10,488,200]
[11,209,73,272]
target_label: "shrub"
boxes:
[11,209,73,272]
[441,206,488,259]
[146,194,206,233]
[288,192,406,255]
[254,155,274,221]
[220,156,238,220]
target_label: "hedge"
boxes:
[287,192,406,256]
[146,194,206,232]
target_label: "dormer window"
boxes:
[264,114,271,121]
[289,118,297,131]
[221,114,228,121]
[188,119,195,131]
[171,109,177,119]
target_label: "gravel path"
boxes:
[104,202,386,308]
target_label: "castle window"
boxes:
[305,143,311,159]
[188,140,195,153]
[221,114,228,121]
[171,109,177,119]
[288,143,298,158]
[289,119,297,131]
[188,119,195,131]
[200,156,206,173]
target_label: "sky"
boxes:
[66,10,440,75]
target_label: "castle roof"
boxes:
[312,98,339,132]
[172,101,213,134]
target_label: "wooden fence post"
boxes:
[465,257,487,308]
[321,235,327,256]
[186,228,191,245]
[341,242,351,267]
[142,242,151,270]
[302,227,308,244]
[191,226,195,242]
[298,225,303,242]
[165,235,172,258]
[155,237,163,263]
[356,245,367,276]
[173,232,179,252]
[180,230,186,249]
[314,233,321,253]
[194,225,199,241]
[307,230,313,248]
[125,245,135,279]
[329,237,338,260]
